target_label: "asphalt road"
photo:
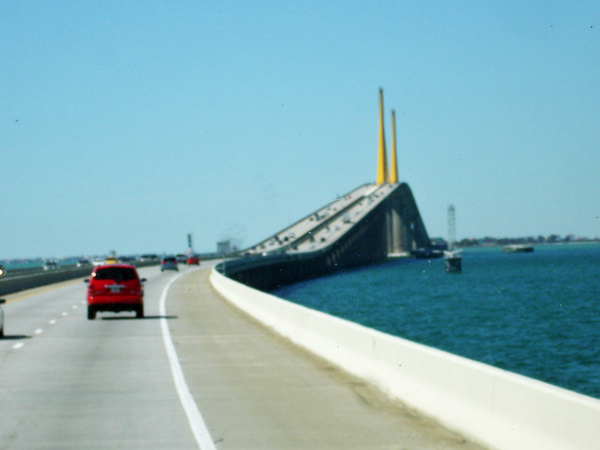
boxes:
[0,265,199,450]
[0,265,487,450]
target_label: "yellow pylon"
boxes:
[376,88,389,185]
[389,109,398,183]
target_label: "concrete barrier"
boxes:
[0,261,159,296]
[210,268,600,450]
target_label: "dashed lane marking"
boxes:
[72,305,78,309]
[34,329,43,335]
[61,312,68,316]
[13,343,25,349]
[49,320,56,325]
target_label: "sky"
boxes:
[1,1,599,259]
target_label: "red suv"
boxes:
[85,264,146,320]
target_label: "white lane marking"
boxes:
[49,320,56,325]
[13,343,25,349]
[35,329,43,335]
[80,300,85,305]
[72,305,78,310]
[160,271,216,450]
[61,312,68,316]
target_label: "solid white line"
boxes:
[159,270,216,450]
[13,343,25,349]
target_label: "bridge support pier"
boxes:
[383,184,431,256]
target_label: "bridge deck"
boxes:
[168,267,488,450]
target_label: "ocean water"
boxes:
[274,244,600,399]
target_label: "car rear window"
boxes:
[163,257,176,262]
[94,267,137,281]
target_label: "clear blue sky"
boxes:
[2,1,598,259]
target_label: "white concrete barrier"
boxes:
[210,268,600,450]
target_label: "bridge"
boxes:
[1,91,599,450]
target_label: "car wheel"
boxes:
[87,306,96,320]
[136,305,144,319]
[0,325,4,337]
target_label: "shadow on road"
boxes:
[0,335,32,340]
[101,315,178,321]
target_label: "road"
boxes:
[0,265,199,450]
[0,265,487,450]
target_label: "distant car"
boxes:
[85,264,146,320]
[43,262,58,270]
[0,265,5,277]
[176,254,187,264]
[91,258,105,266]
[76,260,90,267]
[187,255,200,265]
[104,257,118,264]
[0,299,5,337]
[161,256,178,272]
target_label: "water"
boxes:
[274,244,600,399]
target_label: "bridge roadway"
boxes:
[246,183,400,255]
[0,264,487,450]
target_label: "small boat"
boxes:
[502,245,534,253]
[444,249,462,273]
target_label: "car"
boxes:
[43,261,58,270]
[176,254,187,264]
[0,265,5,277]
[187,255,200,265]
[161,256,178,272]
[76,259,90,267]
[85,264,146,320]
[104,257,118,264]
[0,299,5,337]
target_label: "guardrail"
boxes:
[210,267,600,450]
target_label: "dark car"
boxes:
[85,264,146,320]
[176,254,187,264]
[161,256,178,272]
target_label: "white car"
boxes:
[43,262,58,270]
[0,299,6,337]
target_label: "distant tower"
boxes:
[389,109,399,183]
[187,233,193,252]
[448,204,456,250]
[376,88,389,185]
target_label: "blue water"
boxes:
[274,244,600,399]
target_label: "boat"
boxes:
[444,249,462,273]
[502,245,534,253]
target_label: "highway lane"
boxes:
[1,263,488,450]
[0,265,200,450]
